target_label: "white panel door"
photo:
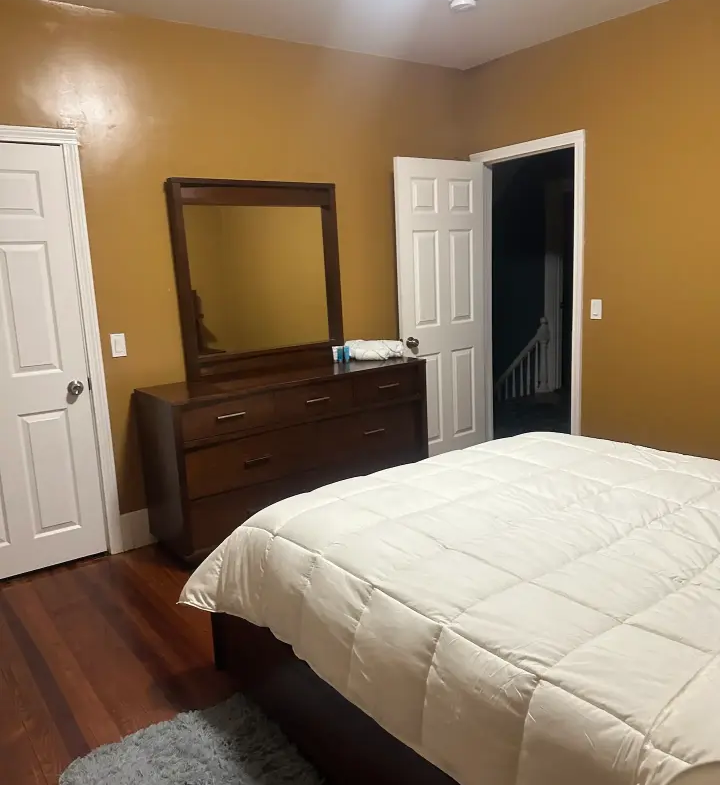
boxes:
[0,141,106,579]
[394,157,488,456]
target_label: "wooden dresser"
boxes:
[135,358,427,564]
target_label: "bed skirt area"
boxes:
[211,612,456,785]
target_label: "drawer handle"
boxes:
[306,396,331,405]
[378,383,401,391]
[363,428,386,437]
[244,455,272,469]
[216,411,247,422]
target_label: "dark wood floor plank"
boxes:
[119,549,215,659]
[5,582,121,750]
[0,667,48,785]
[0,595,73,784]
[76,559,232,712]
[0,545,232,784]
[108,554,224,672]
[92,556,207,668]
[0,588,90,760]
[115,549,232,704]
[31,563,175,734]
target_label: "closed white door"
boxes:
[0,141,107,579]
[394,157,489,456]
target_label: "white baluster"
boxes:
[525,355,530,396]
[534,345,539,390]
[529,355,534,396]
[537,317,551,394]
[511,371,516,399]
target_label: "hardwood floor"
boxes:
[0,546,234,785]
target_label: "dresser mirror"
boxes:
[166,178,343,380]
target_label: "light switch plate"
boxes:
[590,299,603,320]
[110,333,127,357]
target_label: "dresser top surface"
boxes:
[135,357,423,405]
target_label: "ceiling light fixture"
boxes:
[449,0,477,11]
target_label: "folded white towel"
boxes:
[345,339,404,361]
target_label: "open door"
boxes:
[394,157,490,456]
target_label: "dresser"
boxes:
[135,358,427,564]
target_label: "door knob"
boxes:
[406,337,420,349]
[67,379,85,397]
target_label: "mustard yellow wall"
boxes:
[214,206,329,353]
[185,206,327,352]
[463,0,720,459]
[0,0,463,513]
[5,0,718,516]
[183,207,229,347]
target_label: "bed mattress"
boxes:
[181,433,720,785]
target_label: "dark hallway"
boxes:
[491,148,574,439]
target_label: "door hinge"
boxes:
[88,375,93,392]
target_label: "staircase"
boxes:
[495,317,551,402]
[494,317,569,439]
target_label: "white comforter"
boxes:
[181,433,720,785]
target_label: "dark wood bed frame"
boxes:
[212,613,456,784]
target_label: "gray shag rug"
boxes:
[59,694,324,785]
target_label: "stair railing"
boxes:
[495,317,551,402]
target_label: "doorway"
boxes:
[489,148,574,438]
[471,130,586,439]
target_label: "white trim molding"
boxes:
[117,509,156,552]
[544,178,568,392]
[0,124,80,146]
[0,125,124,554]
[471,131,585,167]
[471,130,586,436]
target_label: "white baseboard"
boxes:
[113,508,155,554]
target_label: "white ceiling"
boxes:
[65,0,670,70]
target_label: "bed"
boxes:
[181,432,720,785]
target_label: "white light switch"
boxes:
[590,299,603,320]
[110,333,127,357]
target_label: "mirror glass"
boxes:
[183,205,330,356]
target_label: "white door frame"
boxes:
[470,130,586,436]
[544,177,574,392]
[0,125,122,554]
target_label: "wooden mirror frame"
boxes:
[165,177,344,380]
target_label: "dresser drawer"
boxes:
[182,394,275,442]
[275,380,352,422]
[188,480,301,552]
[352,366,419,406]
[188,467,354,553]
[185,425,310,499]
[319,404,418,462]
[354,405,418,455]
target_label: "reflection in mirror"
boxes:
[183,206,330,356]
